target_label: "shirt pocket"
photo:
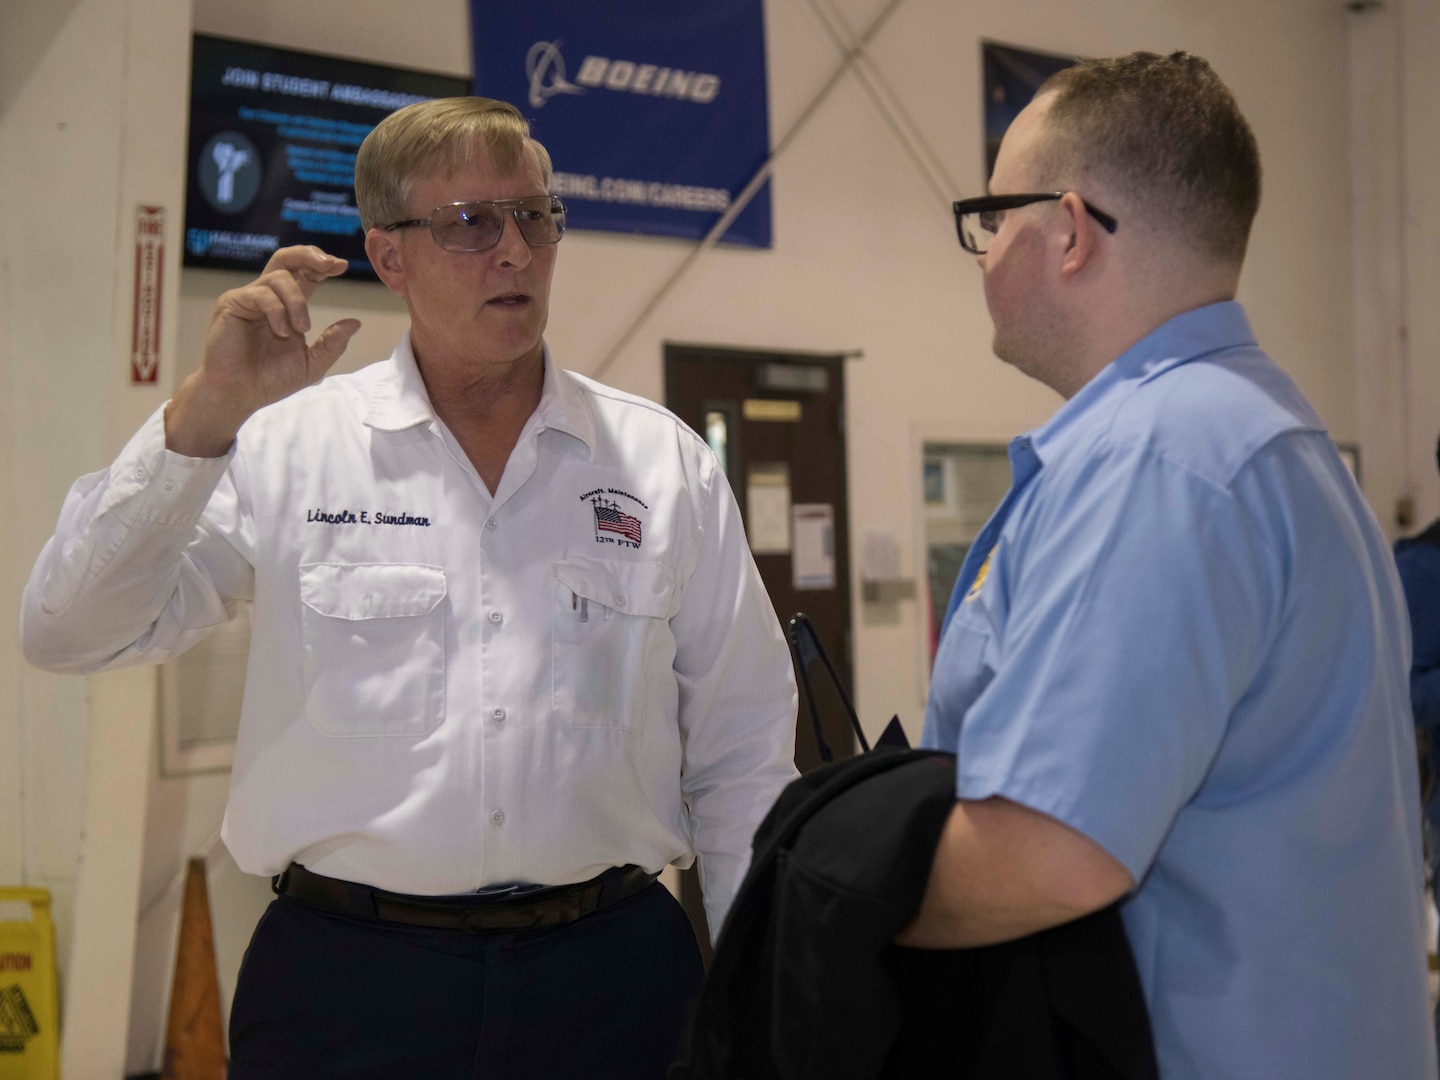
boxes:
[931,606,995,724]
[553,557,675,730]
[298,562,447,737]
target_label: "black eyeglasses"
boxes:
[382,194,567,253]
[952,193,1117,254]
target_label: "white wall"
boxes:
[1400,0,1440,528]
[2,0,190,1073]
[2,0,120,966]
[2,0,1405,1073]
[1345,0,1440,541]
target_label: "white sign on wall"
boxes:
[792,503,836,590]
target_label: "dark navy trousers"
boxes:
[228,881,704,1079]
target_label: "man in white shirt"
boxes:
[22,96,798,1079]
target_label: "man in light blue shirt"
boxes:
[898,52,1435,1077]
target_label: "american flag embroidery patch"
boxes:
[592,497,643,545]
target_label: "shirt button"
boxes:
[614,594,626,607]
[486,517,498,530]
[490,810,505,826]
[163,481,175,493]
[492,707,506,723]
[489,610,503,626]
[133,466,146,481]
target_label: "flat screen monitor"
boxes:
[184,34,470,280]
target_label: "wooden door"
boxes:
[665,343,853,957]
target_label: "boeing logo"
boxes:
[526,40,585,108]
[526,40,722,108]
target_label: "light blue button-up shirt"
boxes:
[923,302,1435,1079]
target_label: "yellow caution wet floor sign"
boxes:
[0,888,58,1080]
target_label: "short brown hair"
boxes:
[1035,52,1261,266]
[354,96,554,231]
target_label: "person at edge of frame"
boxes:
[20,96,798,1079]
[1394,432,1440,1060]
[901,51,1436,1079]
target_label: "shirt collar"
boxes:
[530,345,595,458]
[1030,300,1257,459]
[364,335,595,459]
[364,333,438,432]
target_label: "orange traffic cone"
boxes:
[160,858,226,1079]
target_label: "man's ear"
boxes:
[1057,191,1098,280]
[364,228,407,297]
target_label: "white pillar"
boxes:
[62,669,159,1075]
[0,0,189,1073]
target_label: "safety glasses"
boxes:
[382,194,567,253]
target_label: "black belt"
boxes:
[273,862,660,932]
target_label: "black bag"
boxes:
[670,615,1158,1080]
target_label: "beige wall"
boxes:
[1354,0,1440,534]
[2,0,1419,1073]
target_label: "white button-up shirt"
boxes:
[22,337,798,931]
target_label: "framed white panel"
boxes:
[157,606,250,775]
[911,430,1012,702]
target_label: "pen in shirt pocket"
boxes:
[572,590,588,622]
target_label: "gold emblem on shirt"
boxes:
[966,547,995,602]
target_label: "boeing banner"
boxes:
[472,0,773,248]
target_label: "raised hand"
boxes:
[166,246,362,457]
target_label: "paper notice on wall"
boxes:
[746,462,791,554]
[792,503,835,590]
